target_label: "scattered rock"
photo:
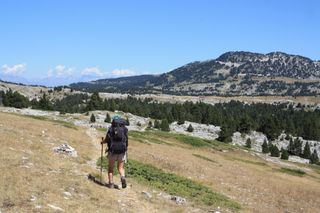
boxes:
[35,205,42,209]
[47,204,64,212]
[53,144,77,157]
[170,121,220,140]
[170,195,187,205]
[63,191,72,197]
[30,195,37,202]
[141,191,152,199]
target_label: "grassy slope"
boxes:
[127,130,320,213]
[0,112,204,213]
[1,111,320,213]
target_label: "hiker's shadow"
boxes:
[88,174,120,189]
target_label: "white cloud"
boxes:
[81,67,104,77]
[47,65,74,77]
[112,69,136,76]
[1,64,26,75]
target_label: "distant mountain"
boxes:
[70,51,320,96]
[0,74,30,85]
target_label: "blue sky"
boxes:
[0,0,319,85]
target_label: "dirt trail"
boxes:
[0,112,207,213]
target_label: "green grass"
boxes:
[97,157,241,210]
[275,167,306,177]
[308,164,320,174]
[139,130,234,150]
[226,157,268,167]
[22,114,77,129]
[129,131,173,145]
[99,128,233,150]
[97,127,107,132]
[192,154,217,163]
[174,134,211,147]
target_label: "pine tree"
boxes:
[160,119,170,131]
[104,113,111,123]
[177,117,185,125]
[245,138,252,148]
[90,114,96,123]
[262,139,269,153]
[238,115,252,134]
[288,138,294,155]
[154,120,160,129]
[187,124,194,132]
[126,117,130,126]
[280,148,289,160]
[310,150,319,165]
[302,142,311,159]
[270,145,280,157]
[86,92,103,111]
[217,124,232,143]
[38,93,51,110]
[293,138,303,156]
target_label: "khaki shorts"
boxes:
[107,151,127,163]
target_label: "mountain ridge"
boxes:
[70,51,320,96]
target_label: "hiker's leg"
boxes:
[117,159,127,188]
[117,160,125,177]
[108,159,115,184]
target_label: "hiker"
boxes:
[101,115,128,189]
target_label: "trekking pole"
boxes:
[100,137,104,183]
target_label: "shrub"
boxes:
[187,124,194,132]
[148,121,153,128]
[217,124,232,143]
[280,149,289,160]
[113,159,242,210]
[177,118,185,125]
[154,120,160,129]
[262,139,269,153]
[245,138,251,148]
[160,119,170,131]
[270,145,280,157]
[276,167,306,176]
[90,114,96,123]
[302,142,311,159]
[310,150,319,165]
[104,113,111,123]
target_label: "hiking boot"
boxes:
[107,183,114,189]
[121,177,127,189]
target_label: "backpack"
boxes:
[108,122,127,154]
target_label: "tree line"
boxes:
[1,90,320,142]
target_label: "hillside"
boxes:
[1,108,320,212]
[70,51,320,96]
[2,80,320,108]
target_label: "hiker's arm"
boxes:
[101,137,108,144]
[125,127,128,148]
